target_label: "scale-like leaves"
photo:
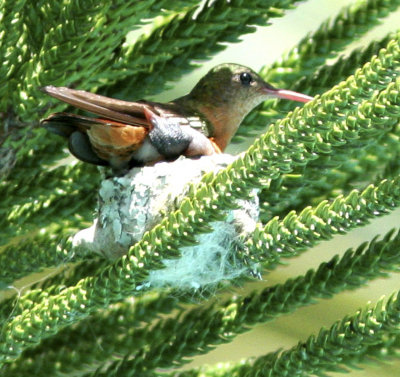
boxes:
[1,0,400,376]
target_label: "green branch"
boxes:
[0,233,73,286]
[103,0,300,99]
[0,258,109,325]
[258,44,400,221]
[0,162,97,219]
[236,32,396,143]
[0,183,96,247]
[0,0,28,109]
[16,0,200,119]
[0,223,178,364]
[40,228,400,376]
[245,177,400,268]
[2,2,400,376]
[0,38,399,357]
[5,8,399,254]
[3,0,198,189]
[2,0,299,249]
[3,291,180,376]
[238,293,400,377]
[4,151,400,328]
[263,0,400,87]
[171,291,400,377]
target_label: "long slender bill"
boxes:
[263,86,314,103]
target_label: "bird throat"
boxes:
[174,91,261,152]
[194,103,245,151]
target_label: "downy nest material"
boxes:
[73,154,260,290]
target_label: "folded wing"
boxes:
[41,86,150,126]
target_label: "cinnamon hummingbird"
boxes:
[41,63,313,172]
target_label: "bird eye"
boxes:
[240,72,253,86]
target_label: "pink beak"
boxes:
[262,86,314,103]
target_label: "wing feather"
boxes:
[41,86,150,127]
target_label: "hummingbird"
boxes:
[41,63,313,171]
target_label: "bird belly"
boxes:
[131,138,163,163]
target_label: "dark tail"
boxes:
[40,112,98,138]
[41,112,109,166]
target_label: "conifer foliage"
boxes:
[1,0,400,376]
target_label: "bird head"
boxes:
[188,63,312,114]
[185,63,313,150]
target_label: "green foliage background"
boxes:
[1,0,400,376]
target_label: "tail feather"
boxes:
[41,112,100,137]
[41,112,133,138]
[40,86,149,126]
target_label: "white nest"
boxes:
[73,154,259,289]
